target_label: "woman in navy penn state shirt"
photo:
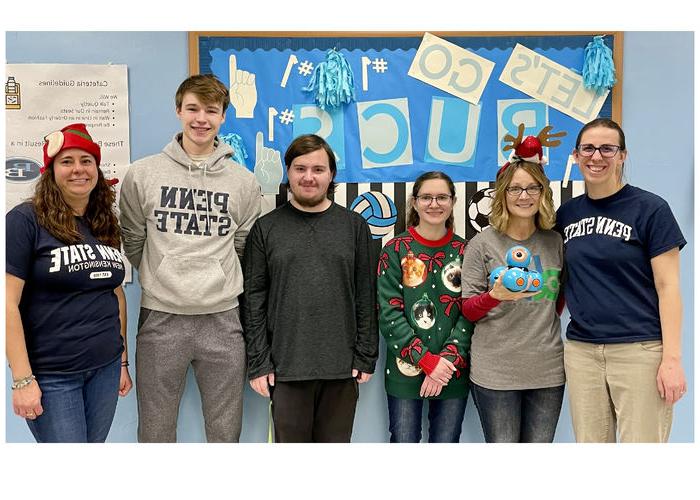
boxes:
[556,118,686,442]
[6,123,132,442]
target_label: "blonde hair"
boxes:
[489,161,555,233]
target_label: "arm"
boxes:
[462,292,501,322]
[462,242,539,322]
[115,286,132,397]
[6,274,43,420]
[461,266,537,322]
[651,248,686,405]
[439,312,473,380]
[242,222,275,395]
[119,166,147,269]
[233,176,262,259]
[352,220,378,381]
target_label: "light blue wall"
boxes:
[5,31,693,442]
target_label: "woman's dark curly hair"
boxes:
[32,163,121,249]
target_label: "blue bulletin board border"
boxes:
[188,32,623,185]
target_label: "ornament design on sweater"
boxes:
[411,293,436,329]
[401,250,427,287]
[441,260,462,292]
[396,357,422,377]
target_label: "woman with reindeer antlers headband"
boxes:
[6,123,131,442]
[556,118,686,443]
[460,124,566,443]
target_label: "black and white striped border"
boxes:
[268,180,584,247]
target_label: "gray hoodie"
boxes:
[120,133,262,315]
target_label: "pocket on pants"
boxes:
[639,340,663,352]
[137,307,153,331]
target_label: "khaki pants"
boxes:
[564,339,673,443]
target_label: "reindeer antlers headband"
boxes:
[497,124,567,178]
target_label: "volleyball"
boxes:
[350,191,398,239]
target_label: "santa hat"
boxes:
[41,123,118,185]
[497,124,566,178]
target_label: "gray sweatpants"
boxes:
[135,307,246,442]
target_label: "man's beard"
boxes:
[289,186,328,208]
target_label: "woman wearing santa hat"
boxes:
[6,123,132,442]
[556,118,686,442]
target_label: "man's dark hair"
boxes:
[283,134,337,194]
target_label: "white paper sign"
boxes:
[408,32,495,105]
[499,44,609,124]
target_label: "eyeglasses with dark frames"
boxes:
[415,194,453,206]
[505,185,543,197]
[577,144,622,158]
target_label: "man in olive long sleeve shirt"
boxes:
[242,134,378,442]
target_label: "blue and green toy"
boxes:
[488,246,543,292]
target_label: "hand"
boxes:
[352,369,373,384]
[119,366,133,397]
[420,376,443,398]
[229,54,257,118]
[657,358,687,405]
[427,357,455,385]
[254,132,284,194]
[489,271,540,301]
[250,372,275,397]
[13,380,43,420]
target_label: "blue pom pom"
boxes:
[583,35,617,94]
[220,133,248,167]
[303,49,356,110]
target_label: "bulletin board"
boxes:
[188,31,623,242]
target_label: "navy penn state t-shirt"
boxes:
[6,202,125,374]
[556,185,686,344]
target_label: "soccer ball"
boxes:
[468,188,495,232]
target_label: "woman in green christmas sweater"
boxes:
[378,171,473,443]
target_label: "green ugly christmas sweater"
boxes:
[377,227,473,399]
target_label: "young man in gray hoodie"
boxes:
[120,75,262,442]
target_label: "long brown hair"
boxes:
[32,165,121,248]
[407,171,456,229]
[489,160,555,233]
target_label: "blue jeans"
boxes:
[387,394,468,443]
[471,382,564,443]
[26,357,121,443]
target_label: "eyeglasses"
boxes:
[415,194,453,206]
[505,185,543,197]
[577,144,622,158]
